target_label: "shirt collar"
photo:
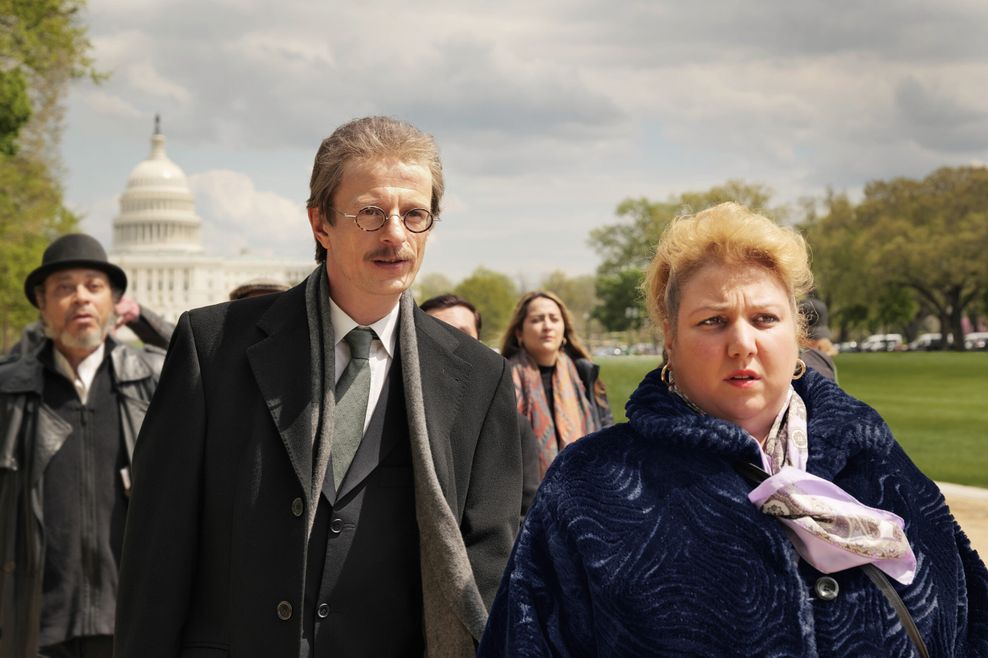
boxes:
[328,297,400,359]
[52,341,106,402]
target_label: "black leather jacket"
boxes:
[0,340,163,657]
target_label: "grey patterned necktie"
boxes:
[333,327,376,490]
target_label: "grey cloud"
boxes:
[894,76,988,152]
[533,0,988,67]
[88,0,626,157]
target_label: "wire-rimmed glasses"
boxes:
[333,206,437,233]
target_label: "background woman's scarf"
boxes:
[509,350,600,478]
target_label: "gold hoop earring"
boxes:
[792,359,807,380]
[660,363,674,387]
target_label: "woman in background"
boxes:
[501,291,612,478]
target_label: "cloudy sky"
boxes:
[62,0,988,284]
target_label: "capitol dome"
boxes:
[112,117,203,253]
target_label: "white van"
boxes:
[965,332,988,350]
[861,333,903,352]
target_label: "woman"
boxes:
[480,203,988,657]
[501,291,613,478]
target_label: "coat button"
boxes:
[317,603,330,618]
[276,600,293,620]
[291,497,304,517]
[814,576,839,601]
[329,518,344,534]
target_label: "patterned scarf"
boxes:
[751,388,917,584]
[509,350,600,478]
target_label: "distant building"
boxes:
[109,118,312,321]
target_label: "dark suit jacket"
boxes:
[114,281,522,657]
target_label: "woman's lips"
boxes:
[725,370,760,387]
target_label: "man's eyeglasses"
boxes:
[332,206,437,233]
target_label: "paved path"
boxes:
[938,482,988,559]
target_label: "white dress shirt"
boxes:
[53,343,106,405]
[329,299,400,434]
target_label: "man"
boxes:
[419,293,483,339]
[229,277,290,301]
[115,117,523,657]
[798,297,838,382]
[419,294,539,519]
[0,234,164,657]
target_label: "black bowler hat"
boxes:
[24,234,128,307]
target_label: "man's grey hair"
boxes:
[306,116,444,263]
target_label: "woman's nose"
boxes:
[728,322,757,358]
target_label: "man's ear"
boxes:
[308,207,331,249]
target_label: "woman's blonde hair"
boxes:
[500,290,592,362]
[642,202,813,337]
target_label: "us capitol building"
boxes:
[109,119,313,321]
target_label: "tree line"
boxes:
[419,173,988,351]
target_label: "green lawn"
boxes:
[597,352,988,488]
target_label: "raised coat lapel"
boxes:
[247,284,319,508]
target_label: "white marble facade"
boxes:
[109,119,312,322]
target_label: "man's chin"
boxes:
[58,328,108,352]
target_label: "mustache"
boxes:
[365,246,415,262]
[68,304,98,320]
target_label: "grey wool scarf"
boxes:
[304,265,485,656]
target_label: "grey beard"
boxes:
[43,311,117,352]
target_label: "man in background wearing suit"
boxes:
[115,116,523,657]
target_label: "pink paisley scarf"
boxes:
[750,389,917,585]
[509,350,600,479]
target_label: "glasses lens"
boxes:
[403,209,433,232]
[355,207,387,230]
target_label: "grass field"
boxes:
[597,352,988,488]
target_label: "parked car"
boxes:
[908,333,943,351]
[860,333,903,352]
[965,332,988,350]
[837,341,859,353]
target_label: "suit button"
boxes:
[329,518,344,534]
[317,603,330,618]
[291,497,304,517]
[814,576,839,601]
[276,600,293,620]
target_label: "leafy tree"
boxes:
[871,285,918,334]
[805,167,988,347]
[1,0,100,157]
[592,268,645,333]
[857,167,988,349]
[800,191,875,339]
[413,272,455,303]
[0,154,77,346]
[0,0,98,349]
[588,180,781,332]
[540,270,597,338]
[0,68,31,154]
[453,267,518,344]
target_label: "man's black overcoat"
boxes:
[114,280,522,657]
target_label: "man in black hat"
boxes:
[0,233,165,657]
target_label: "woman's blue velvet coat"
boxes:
[479,369,988,657]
